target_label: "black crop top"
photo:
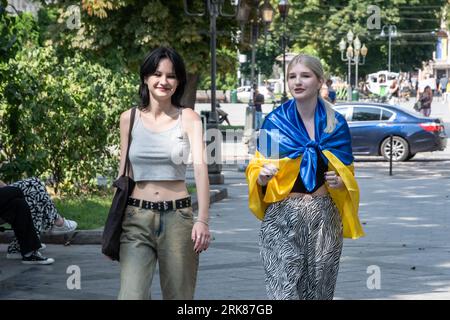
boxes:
[291,154,327,193]
[261,153,327,195]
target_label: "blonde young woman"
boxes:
[246,54,364,300]
[117,47,210,300]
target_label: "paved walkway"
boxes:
[1,162,450,299]
[1,98,449,300]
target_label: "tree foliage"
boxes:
[273,0,443,78]
[0,13,137,193]
[37,0,240,79]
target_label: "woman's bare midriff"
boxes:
[130,180,189,202]
[288,184,328,198]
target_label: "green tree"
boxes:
[36,0,241,105]
[267,0,443,79]
[240,34,281,81]
[0,0,40,61]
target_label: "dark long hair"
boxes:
[139,47,187,109]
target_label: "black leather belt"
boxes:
[127,196,191,211]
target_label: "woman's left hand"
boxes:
[192,221,211,254]
[325,171,344,189]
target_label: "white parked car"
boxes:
[236,86,275,102]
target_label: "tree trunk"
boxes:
[181,73,199,109]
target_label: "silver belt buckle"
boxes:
[163,201,169,210]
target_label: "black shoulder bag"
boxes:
[102,107,136,261]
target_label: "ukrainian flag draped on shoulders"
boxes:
[245,98,365,239]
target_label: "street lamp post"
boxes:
[353,37,368,92]
[183,0,240,185]
[278,0,290,104]
[238,0,273,145]
[237,1,273,106]
[339,31,368,101]
[380,25,397,73]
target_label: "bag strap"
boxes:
[122,107,136,177]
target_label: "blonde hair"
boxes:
[287,54,336,133]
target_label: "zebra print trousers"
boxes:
[259,194,343,300]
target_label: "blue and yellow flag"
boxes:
[245,99,364,239]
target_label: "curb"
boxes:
[0,187,228,245]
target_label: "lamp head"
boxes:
[347,30,354,42]
[278,0,290,21]
[236,3,250,23]
[361,44,368,57]
[261,0,274,24]
[353,36,361,50]
[346,45,354,58]
[339,38,346,52]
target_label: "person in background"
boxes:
[419,85,433,117]
[216,103,231,125]
[320,83,330,102]
[0,178,77,259]
[439,76,448,101]
[254,87,265,130]
[0,186,54,264]
[388,79,400,104]
[326,79,336,104]
[446,82,450,102]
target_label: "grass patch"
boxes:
[54,185,197,230]
[54,193,113,230]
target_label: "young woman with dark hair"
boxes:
[117,47,210,300]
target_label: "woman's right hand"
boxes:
[257,164,278,186]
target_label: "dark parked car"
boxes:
[334,102,447,161]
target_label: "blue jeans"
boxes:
[118,205,199,300]
[255,111,263,129]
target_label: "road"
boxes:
[1,98,449,300]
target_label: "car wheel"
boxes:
[380,136,409,161]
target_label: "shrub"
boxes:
[0,45,138,194]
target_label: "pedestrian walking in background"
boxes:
[326,79,336,104]
[0,186,54,265]
[438,76,448,102]
[117,47,210,300]
[254,87,265,130]
[446,82,450,102]
[320,83,330,102]
[388,79,399,104]
[245,54,364,300]
[440,76,448,97]
[419,85,433,117]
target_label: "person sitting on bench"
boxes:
[0,178,77,259]
[0,186,54,264]
[216,103,231,125]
